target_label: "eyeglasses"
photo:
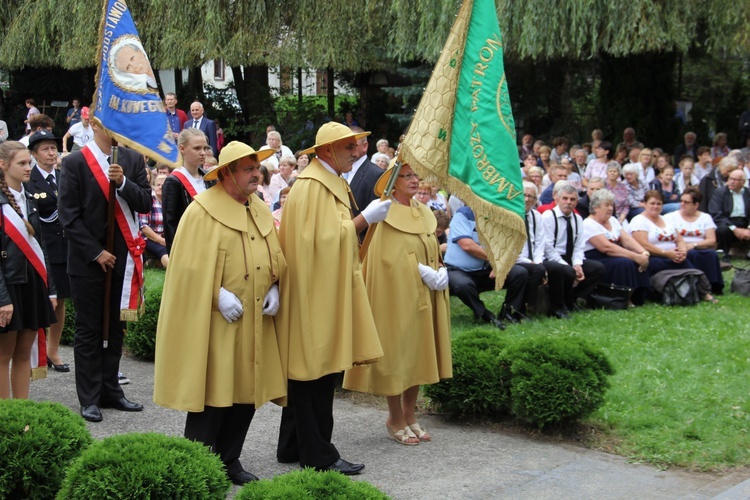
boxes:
[523,193,537,199]
[679,200,696,204]
[398,173,418,180]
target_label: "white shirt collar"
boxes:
[317,158,340,177]
[35,164,55,179]
[85,140,110,170]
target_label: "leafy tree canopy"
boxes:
[0,0,747,70]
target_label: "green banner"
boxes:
[448,0,524,218]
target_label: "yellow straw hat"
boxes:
[204,141,275,181]
[298,122,371,155]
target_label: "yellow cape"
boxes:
[153,183,288,411]
[343,200,452,395]
[277,159,383,381]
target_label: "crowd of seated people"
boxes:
[138,126,750,328]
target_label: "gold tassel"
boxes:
[31,366,48,381]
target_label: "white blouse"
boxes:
[628,214,678,251]
[583,216,622,252]
[663,211,716,244]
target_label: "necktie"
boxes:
[193,120,199,128]
[525,213,533,259]
[563,215,574,265]
[46,173,57,191]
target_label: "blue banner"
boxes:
[92,0,179,165]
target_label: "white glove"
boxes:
[361,199,393,224]
[218,287,243,323]
[262,284,280,316]
[434,267,449,291]
[418,263,440,290]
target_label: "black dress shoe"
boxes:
[316,458,365,475]
[100,397,144,412]
[481,313,506,330]
[552,308,571,320]
[46,357,70,372]
[81,405,103,422]
[227,470,259,485]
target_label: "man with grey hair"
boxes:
[541,182,605,319]
[515,181,547,315]
[709,167,750,260]
[675,131,698,161]
[183,101,218,156]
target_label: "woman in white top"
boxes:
[259,131,294,172]
[631,148,655,185]
[267,155,296,204]
[629,190,716,302]
[582,189,650,305]
[663,187,724,294]
[674,156,700,193]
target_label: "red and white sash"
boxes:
[2,202,47,286]
[170,170,199,199]
[81,147,145,321]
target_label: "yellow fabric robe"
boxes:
[153,182,288,412]
[277,159,383,381]
[343,200,452,396]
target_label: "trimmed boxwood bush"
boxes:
[509,336,614,428]
[58,433,230,499]
[125,288,162,360]
[0,400,92,499]
[236,468,390,499]
[424,328,513,418]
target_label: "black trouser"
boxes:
[514,262,546,313]
[447,265,526,319]
[716,217,748,255]
[185,404,255,475]
[543,260,605,311]
[69,274,125,406]
[277,373,340,468]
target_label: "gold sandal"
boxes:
[408,423,431,442]
[386,425,419,446]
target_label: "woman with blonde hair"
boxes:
[0,141,57,399]
[344,162,451,445]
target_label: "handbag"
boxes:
[589,283,631,310]
[731,267,750,296]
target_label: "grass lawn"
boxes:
[144,265,750,471]
[447,265,750,471]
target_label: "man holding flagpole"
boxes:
[57,0,179,423]
[59,120,151,422]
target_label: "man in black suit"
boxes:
[345,126,383,221]
[699,156,737,212]
[58,120,152,422]
[709,168,750,260]
[183,101,218,157]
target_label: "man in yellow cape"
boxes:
[275,122,391,475]
[153,142,287,485]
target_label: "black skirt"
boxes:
[0,264,56,333]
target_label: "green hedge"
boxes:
[509,336,614,428]
[58,433,230,499]
[0,400,92,499]
[125,288,162,361]
[424,329,513,418]
[425,330,614,429]
[236,469,390,499]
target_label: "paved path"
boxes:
[31,345,750,499]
